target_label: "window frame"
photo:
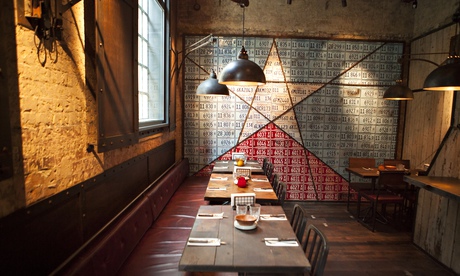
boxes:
[138,0,170,134]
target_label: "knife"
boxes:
[189,239,212,243]
[260,214,286,218]
[263,237,297,241]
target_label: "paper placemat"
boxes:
[259,214,287,221]
[210,177,228,181]
[251,178,268,182]
[253,188,273,192]
[207,187,227,190]
[264,240,298,247]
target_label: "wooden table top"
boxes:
[179,205,311,273]
[404,175,460,202]
[204,173,278,203]
[212,160,264,174]
[345,167,380,178]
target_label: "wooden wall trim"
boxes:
[0,141,176,275]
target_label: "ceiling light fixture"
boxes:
[423,34,460,91]
[383,80,414,100]
[219,0,266,86]
[197,69,229,96]
[423,9,460,91]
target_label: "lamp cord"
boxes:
[242,4,245,47]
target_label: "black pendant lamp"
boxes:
[218,0,266,86]
[197,70,229,96]
[423,17,460,91]
[383,80,414,100]
[423,57,460,91]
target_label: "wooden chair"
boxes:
[347,157,375,211]
[301,224,329,276]
[357,170,405,231]
[290,204,307,241]
[384,159,411,169]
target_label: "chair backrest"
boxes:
[265,162,274,182]
[262,157,269,172]
[290,204,307,241]
[302,224,329,276]
[276,182,286,205]
[348,157,375,168]
[377,170,406,195]
[271,174,279,191]
[384,159,411,169]
[231,193,256,209]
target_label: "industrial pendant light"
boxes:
[423,14,460,91]
[219,0,266,86]
[383,81,414,100]
[197,70,229,96]
[423,57,460,91]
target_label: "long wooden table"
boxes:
[212,160,264,174]
[204,173,278,204]
[179,205,311,274]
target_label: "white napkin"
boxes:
[253,188,273,192]
[207,187,227,190]
[196,212,224,219]
[264,238,298,247]
[210,177,228,181]
[214,166,228,169]
[259,214,287,221]
[251,178,268,182]
[187,238,221,246]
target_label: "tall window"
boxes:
[138,0,169,131]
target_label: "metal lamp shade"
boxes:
[219,46,266,86]
[423,59,460,91]
[383,84,414,100]
[197,70,229,96]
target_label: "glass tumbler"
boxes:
[250,203,261,221]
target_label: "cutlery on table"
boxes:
[197,213,227,218]
[260,214,286,218]
[263,237,297,242]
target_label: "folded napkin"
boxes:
[210,177,228,181]
[264,238,298,247]
[187,238,221,246]
[196,212,224,219]
[207,186,227,190]
[253,188,273,192]
[259,214,287,221]
[251,178,268,182]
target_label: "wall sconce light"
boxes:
[219,0,266,86]
[24,0,81,66]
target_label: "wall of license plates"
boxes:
[183,35,403,201]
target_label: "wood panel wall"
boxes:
[413,189,460,273]
[404,25,458,174]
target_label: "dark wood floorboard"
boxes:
[136,176,455,276]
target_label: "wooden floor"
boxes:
[157,176,455,276]
[283,201,455,276]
